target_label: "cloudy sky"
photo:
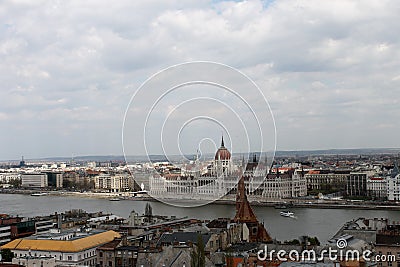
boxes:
[1,0,399,160]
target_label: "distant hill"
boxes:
[274,148,400,157]
[7,147,399,163]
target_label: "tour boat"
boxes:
[280,211,295,217]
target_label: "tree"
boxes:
[9,178,21,188]
[191,234,205,267]
[1,248,14,262]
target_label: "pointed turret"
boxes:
[233,176,272,242]
[234,176,258,223]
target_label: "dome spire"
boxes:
[215,134,231,160]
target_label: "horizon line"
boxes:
[1,146,400,163]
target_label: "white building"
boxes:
[21,173,48,188]
[94,174,133,192]
[367,176,387,200]
[1,230,120,266]
[387,164,400,201]
[0,224,11,245]
[0,172,20,183]
[261,169,307,199]
[87,161,97,168]
[35,219,56,234]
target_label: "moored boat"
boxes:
[31,192,47,196]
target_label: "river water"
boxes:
[1,194,399,244]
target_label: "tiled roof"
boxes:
[98,238,121,250]
[1,230,120,252]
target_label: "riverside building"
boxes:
[21,173,48,188]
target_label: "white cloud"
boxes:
[0,0,400,159]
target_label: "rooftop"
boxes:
[1,230,120,252]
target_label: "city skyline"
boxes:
[1,0,400,160]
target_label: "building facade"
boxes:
[367,176,387,200]
[305,170,349,192]
[346,172,375,197]
[0,173,21,183]
[45,172,63,188]
[0,224,11,245]
[94,174,133,192]
[387,164,400,201]
[387,175,400,201]
[261,170,307,199]
[12,256,56,267]
[35,219,55,234]
[21,173,48,188]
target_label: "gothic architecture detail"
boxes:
[148,133,307,201]
[234,176,272,243]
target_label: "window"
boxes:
[67,256,72,261]
[99,252,103,257]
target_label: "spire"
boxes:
[234,176,257,223]
[221,135,225,147]
[234,176,272,242]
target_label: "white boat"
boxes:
[109,198,121,201]
[31,192,47,196]
[280,211,295,217]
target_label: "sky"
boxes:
[1,0,400,160]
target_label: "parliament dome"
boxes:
[215,136,231,160]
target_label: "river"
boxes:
[1,193,399,244]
